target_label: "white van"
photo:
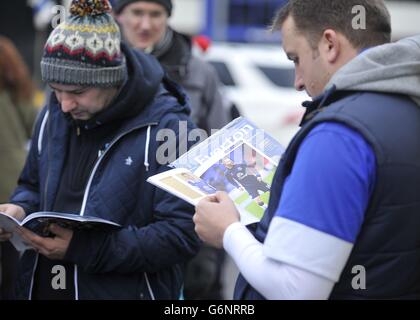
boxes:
[202,42,308,146]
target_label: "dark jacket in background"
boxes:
[151,28,230,299]
[153,28,230,134]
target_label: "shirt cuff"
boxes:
[223,222,259,260]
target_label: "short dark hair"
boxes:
[272,0,391,50]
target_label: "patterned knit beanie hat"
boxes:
[41,0,127,87]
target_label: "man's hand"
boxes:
[193,191,240,248]
[16,224,73,260]
[0,203,26,242]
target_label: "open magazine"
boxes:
[147,117,284,225]
[0,211,121,252]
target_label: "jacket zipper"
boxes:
[77,122,158,300]
[28,253,39,300]
[79,122,157,215]
[144,273,156,300]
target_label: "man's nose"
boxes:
[140,15,153,30]
[60,94,77,113]
[294,71,305,92]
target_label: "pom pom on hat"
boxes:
[70,0,112,17]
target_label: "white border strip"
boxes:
[38,110,49,155]
[263,217,353,282]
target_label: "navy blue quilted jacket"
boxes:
[10,44,201,300]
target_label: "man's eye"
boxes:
[132,10,144,17]
[151,12,163,18]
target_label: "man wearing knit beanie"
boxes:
[115,0,230,300]
[0,0,200,300]
[113,0,172,52]
[114,0,229,130]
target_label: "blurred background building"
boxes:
[169,0,420,146]
[2,0,419,117]
[170,0,420,42]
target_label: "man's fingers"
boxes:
[16,227,49,248]
[196,192,234,215]
[215,191,231,203]
[196,195,217,210]
[0,233,12,241]
[0,227,13,240]
[205,194,218,203]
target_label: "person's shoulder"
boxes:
[188,55,218,77]
[307,121,366,143]
[301,122,375,168]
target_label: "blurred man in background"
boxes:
[114,0,230,133]
[114,0,230,299]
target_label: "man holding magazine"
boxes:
[194,0,420,299]
[0,0,199,300]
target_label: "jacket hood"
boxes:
[82,42,163,128]
[325,35,420,106]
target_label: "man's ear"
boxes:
[319,29,340,64]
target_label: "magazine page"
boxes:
[147,168,217,206]
[170,117,284,225]
[0,211,20,229]
[0,212,31,251]
[21,212,121,237]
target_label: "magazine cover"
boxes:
[147,117,284,225]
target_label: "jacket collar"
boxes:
[300,85,355,126]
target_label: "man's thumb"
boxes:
[215,191,230,202]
